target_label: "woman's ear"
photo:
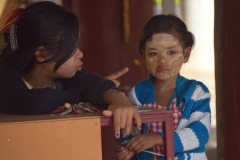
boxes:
[34,46,47,62]
[183,47,191,63]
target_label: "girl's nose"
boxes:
[158,56,166,64]
[160,58,165,63]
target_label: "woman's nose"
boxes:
[75,49,83,59]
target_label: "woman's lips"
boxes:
[76,65,82,71]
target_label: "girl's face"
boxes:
[144,33,189,80]
[54,48,83,78]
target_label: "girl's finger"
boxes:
[135,145,146,153]
[115,145,125,152]
[133,143,144,153]
[127,138,139,151]
[116,150,127,159]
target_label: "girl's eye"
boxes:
[149,52,158,56]
[168,51,176,55]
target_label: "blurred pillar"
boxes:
[162,0,175,14]
[215,0,240,159]
[63,0,152,94]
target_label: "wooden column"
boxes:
[215,0,240,159]
[63,0,152,93]
[162,0,175,14]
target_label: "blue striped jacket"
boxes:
[126,74,211,160]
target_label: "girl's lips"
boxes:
[157,68,170,72]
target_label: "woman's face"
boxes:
[55,48,83,78]
[43,48,83,79]
[144,33,189,80]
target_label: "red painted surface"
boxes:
[215,0,240,159]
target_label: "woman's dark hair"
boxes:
[0,1,79,75]
[139,14,195,57]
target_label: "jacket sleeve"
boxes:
[0,68,117,114]
[60,68,117,110]
[0,76,82,115]
[172,84,211,153]
[126,86,142,106]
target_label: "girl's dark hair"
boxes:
[139,14,195,57]
[0,1,79,75]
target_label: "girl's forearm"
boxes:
[155,133,164,145]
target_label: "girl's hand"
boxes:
[102,90,141,138]
[115,145,135,160]
[126,134,164,153]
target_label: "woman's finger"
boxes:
[102,110,113,117]
[120,110,127,129]
[111,79,120,88]
[133,110,142,130]
[104,67,129,80]
[113,108,121,138]
[124,112,133,136]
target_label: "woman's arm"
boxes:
[60,68,118,109]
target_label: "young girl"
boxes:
[115,15,211,160]
[0,1,141,138]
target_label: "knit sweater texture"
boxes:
[126,74,211,160]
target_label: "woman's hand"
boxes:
[102,89,141,138]
[115,145,135,160]
[126,134,164,154]
[104,67,129,87]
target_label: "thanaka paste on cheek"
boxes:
[59,56,74,68]
[146,54,183,80]
[145,33,184,93]
[156,53,183,80]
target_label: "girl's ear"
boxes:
[141,50,146,60]
[142,52,147,64]
[183,47,191,63]
[34,46,47,62]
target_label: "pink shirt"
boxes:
[144,98,184,160]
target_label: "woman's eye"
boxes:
[168,51,176,55]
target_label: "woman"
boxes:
[0,0,141,138]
